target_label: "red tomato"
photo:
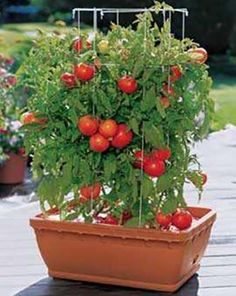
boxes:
[5,75,17,86]
[78,115,98,136]
[201,173,207,185]
[152,148,171,161]
[117,76,138,94]
[5,57,14,65]
[122,211,132,224]
[133,150,149,169]
[160,96,170,108]
[156,212,172,228]
[22,112,47,125]
[187,48,208,64]
[162,83,175,96]
[80,182,101,200]
[99,119,118,138]
[18,147,26,156]
[74,63,95,81]
[103,215,119,225]
[111,124,133,149]
[73,38,83,52]
[60,72,77,88]
[144,158,165,177]
[0,128,8,135]
[172,211,193,230]
[170,65,182,82]
[90,133,110,152]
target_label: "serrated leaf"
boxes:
[129,117,140,135]
[144,121,165,148]
[156,96,166,118]
[141,86,156,112]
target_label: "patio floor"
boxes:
[1,126,236,296]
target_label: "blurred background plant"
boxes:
[0,0,236,130]
[0,53,25,164]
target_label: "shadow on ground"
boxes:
[14,275,199,296]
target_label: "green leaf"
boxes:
[144,121,165,148]
[142,175,154,198]
[156,96,166,118]
[141,86,156,112]
[129,117,140,135]
[104,155,117,181]
[161,195,178,214]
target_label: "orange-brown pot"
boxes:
[0,152,26,184]
[30,206,216,292]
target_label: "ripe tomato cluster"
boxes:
[134,148,171,178]
[156,210,193,230]
[60,37,139,95]
[78,115,133,152]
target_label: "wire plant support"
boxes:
[72,6,189,226]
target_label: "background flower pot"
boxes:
[30,206,216,292]
[0,152,26,184]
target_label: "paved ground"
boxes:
[0,125,236,296]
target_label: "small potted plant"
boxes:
[0,54,26,184]
[21,2,216,292]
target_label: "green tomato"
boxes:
[98,40,109,54]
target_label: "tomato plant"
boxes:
[19,2,214,227]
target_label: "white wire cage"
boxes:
[71,6,189,226]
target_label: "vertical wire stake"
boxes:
[90,8,98,214]
[182,11,186,51]
[168,10,172,89]
[116,9,120,25]
[139,122,145,227]
[77,10,81,34]
[162,9,166,74]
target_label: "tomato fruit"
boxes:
[144,158,165,177]
[156,212,172,228]
[122,211,132,224]
[162,83,175,96]
[0,128,8,135]
[117,76,138,94]
[74,63,95,81]
[90,133,110,152]
[80,182,101,200]
[172,211,193,230]
[152,148,171,161]
[98,40,109,54]
[160,96,170,108]
[22,112,47,125]
[60,72,77,88]
[111,124,133,149]
[103,215,119,225]
[187,47,208,64]
[18,147,26,156]
[201,173,207,185]
[78,115,98,136]
[5,75,17,86]
[99,119,118,138]
[170,65,182,82]
[133,150,149,169]
[73,38,83,52]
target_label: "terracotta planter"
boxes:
[30,206,216,292]
[0,152,26,184]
